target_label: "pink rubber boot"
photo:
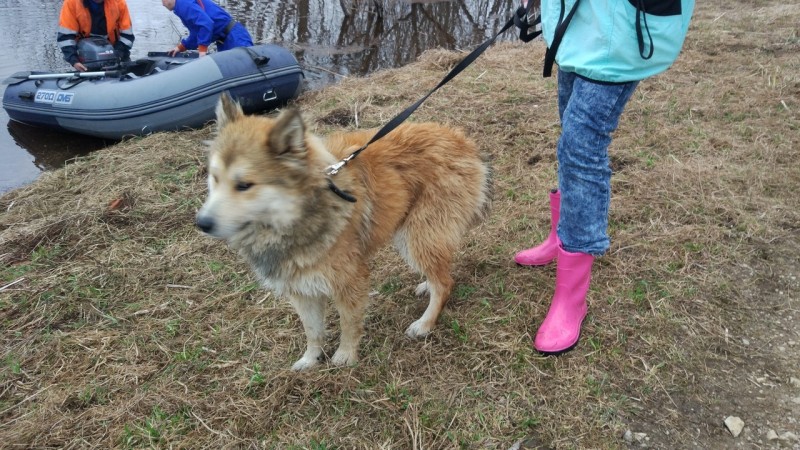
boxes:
[514,189,560,266]
[534,247,593,354]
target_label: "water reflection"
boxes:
[0,0,526,194]
[7,121,105,171]
[250,0,519,90]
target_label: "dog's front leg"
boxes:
[331,280,368,367]
[288,295,327,371]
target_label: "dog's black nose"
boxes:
[195,216,215,233]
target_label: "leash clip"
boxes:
[325,150,358,176]
[325,160,347,176]
[324,150,360,202]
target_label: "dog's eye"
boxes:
[235,181,254,192]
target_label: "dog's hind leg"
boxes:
[331,272,369,367]
[397,228,457,338]
[289,295,327,371]
[407,274,454,338]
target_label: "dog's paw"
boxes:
[292,347,323,372]
[405,319,434,338]
[414,281,429,297]
[330,348,358,367]
[291,355,321,371]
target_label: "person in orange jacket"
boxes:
[57,0,135,71]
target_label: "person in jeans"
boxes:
[514,0,695,354]
[162,0,253,57]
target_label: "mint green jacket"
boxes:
[541,0,694,82]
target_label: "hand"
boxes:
[73,62,88,72]
[167,46,182,57]
[198,51,207,57]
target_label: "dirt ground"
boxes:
[617,3,800,448]
[1,0,798,449]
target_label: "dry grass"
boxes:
[1,0,799,448]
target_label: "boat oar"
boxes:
[146,51,198,59]
[3,70,122,85]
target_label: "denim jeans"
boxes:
[556,69,639,256]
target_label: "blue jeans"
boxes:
[556,69,639,256]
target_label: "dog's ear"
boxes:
[268,108,306,160]
[215,91,243,131]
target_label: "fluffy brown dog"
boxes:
[196,93,492,370]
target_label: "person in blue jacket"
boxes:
[514,0,695,354]
[161,0,253,57]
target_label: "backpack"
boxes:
[539,0,695,82]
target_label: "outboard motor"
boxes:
[77,36,119,70]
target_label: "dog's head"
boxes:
[195,93,312,240]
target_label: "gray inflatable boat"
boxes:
[2,44,303,139]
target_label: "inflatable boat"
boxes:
[2,44,303,139]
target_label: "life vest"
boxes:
[58,0,133,45]
[540,0,694,82]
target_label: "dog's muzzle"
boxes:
[195,215,215,234]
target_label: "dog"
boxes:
[196,93,492,370]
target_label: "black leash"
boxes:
[325,2,541,203]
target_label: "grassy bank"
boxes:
[1,0,798,448]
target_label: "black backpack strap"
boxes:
[514,1,542,43]
[543,0,581,77]
[634,0,654,59]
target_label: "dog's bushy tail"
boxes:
[473,153,493,227]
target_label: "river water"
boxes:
[0,0,524,195]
